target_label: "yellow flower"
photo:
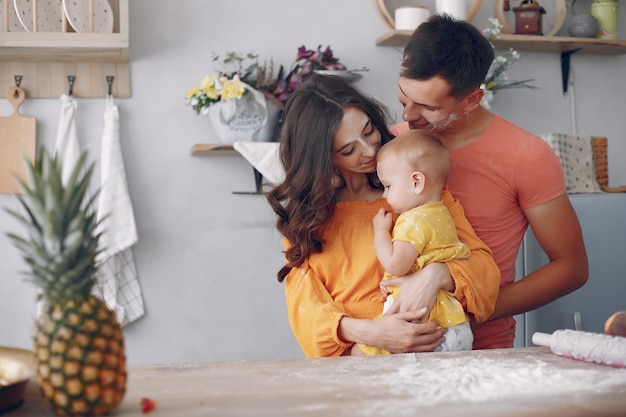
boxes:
[221,75,246,101]
[203,85,220,100]
[200,75,218,89]
[186,68,249,115]
[185,86,200,100]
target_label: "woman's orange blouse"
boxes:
[283,187,500,358]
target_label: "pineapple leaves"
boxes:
[4,148,102,302]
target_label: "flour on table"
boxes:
[288,350,626,415]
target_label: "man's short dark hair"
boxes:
[401,14,495,99]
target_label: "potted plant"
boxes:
[185,51,284,143]
[185,46,358,143]
[481,18,539,109]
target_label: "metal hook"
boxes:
[13,75,23,99]
[67,75,76,96]
[106,75,114,97]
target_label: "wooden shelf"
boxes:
[375,30,415,47]
[375,30,626,54]
[190,144,238,156]
[0,34,129,62]
[491,34,626,54]
[0,0,130,98]
[190,143,265,194]
[0,0,129,60]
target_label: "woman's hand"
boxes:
[375,310,447,353]
[382,262,453,315]
[340,308,447,354]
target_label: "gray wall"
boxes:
[1,0,625,365]
[520,194,626,344]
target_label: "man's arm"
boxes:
[491,193,588,319]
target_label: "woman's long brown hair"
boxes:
[266,74,394,282]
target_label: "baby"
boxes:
[357,130,473,354]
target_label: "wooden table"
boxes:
[11,347,626,417]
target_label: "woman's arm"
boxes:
[339,310,446,354]
[283,264,352,358]
[284,257,446,357]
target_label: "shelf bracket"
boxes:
[560,48,582,95]
[232,167,264,195]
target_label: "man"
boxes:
[390,14,588,348]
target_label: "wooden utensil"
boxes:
[0,87,36,194]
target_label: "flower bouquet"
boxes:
[273,45,349,103]
[185,74,247,116]
[185,46,360,143]
[481,18,539,109]
[186,52,282,143]
[185,51,279,115]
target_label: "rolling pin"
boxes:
[533,329,626,368]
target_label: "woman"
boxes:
[266,74,499,358]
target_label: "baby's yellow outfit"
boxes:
[359,201,472,355]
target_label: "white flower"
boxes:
[483,17,503,40]
[479,18,538,107]
[480,85,494,110]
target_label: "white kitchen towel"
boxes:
[54,94,81,183]
[539,133,603,194]
[233,141,284,185]
[41,94,84,317]
[94,96,145,326]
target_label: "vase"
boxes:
[394,6,431,30]
[591,0,619,40]
[207,85,281,144]
[257,99,281,142]
[568,13,599,37]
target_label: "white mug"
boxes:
[436,0,467,20]
[394,6,431,31]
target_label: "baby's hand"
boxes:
[379,282,390,301]
[372,208,392,232]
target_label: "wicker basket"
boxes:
[592,137,626,193]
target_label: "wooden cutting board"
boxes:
[0,87,36,194]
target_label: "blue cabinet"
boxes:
[515,193,626,346]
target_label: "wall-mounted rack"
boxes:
[376,30,626,54]
[190,143,238,156]
[490,34,626,55]
[0,0,130,98]
[376,31,626,95]
[190,143,265,195]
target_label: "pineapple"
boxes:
[6,149,126,416]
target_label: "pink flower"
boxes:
[274,45,347,104]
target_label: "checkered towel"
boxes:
[94,97,146,326]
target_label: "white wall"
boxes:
[1,0,625,365]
